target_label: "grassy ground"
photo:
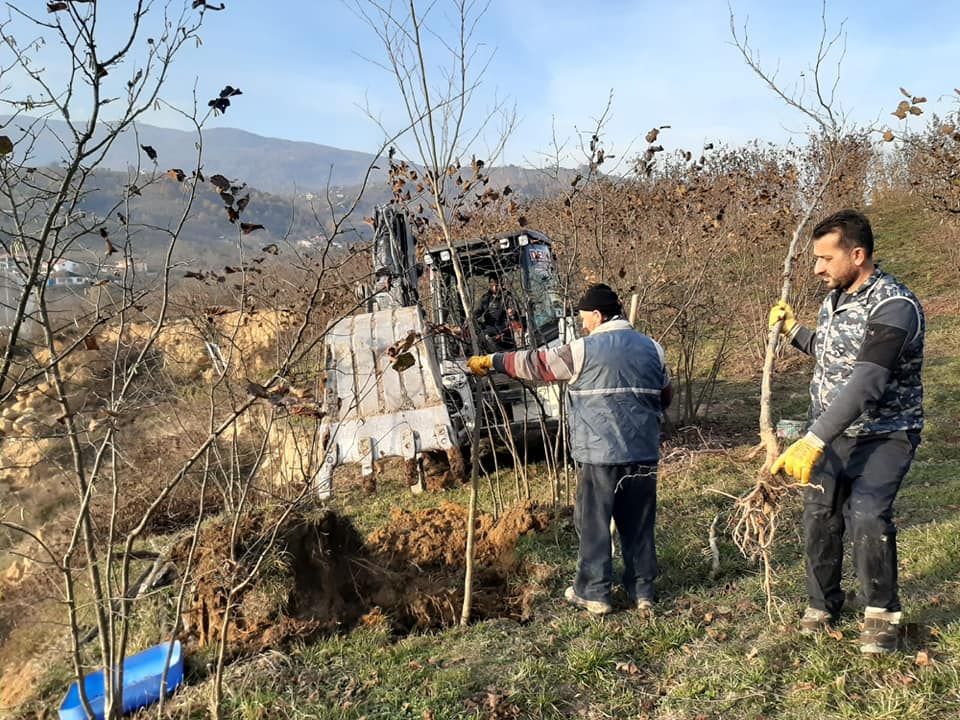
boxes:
[7,200,960,718]
[180,257,960,717]
[197,203,960,720]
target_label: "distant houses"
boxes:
[0,254,151,288]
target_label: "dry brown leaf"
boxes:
[882,130,895,142]
[705,627,727,641]
[391,352,416,372]
[100,227,116,256]
[289,404,324,420]
[915,650,932,667]
[209,173,230,191]
[895,672,917,686]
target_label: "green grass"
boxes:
[181,367,960,720]
[8,199,960,719]
[193,221,960,718]
[868,199,958,299]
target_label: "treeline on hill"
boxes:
[80,103,958,429]
[390,117,959,426]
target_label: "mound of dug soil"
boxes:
[367,501,549,569]
[178,502,553,657]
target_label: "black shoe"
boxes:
[860,616,899,654]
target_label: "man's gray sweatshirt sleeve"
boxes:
[790,325,816,356]
[808,297,921,443]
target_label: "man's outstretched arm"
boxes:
[492,339,586,383]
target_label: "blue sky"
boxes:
[9,1,960,166]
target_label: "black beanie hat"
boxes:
[577,283,622,317]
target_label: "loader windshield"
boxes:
[425,232,562,357]
[521,242,563,345]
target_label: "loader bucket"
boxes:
[315,305,460,498]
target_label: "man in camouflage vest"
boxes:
[770,209,924,654]
[467,284,672,616]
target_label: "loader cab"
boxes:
[423,230,565,362]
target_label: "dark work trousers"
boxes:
[803,430,921,615]
[573,462,658,603]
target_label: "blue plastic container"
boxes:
[58,641,183,720]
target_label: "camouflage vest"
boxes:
[810,268,924,436]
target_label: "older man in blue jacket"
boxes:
[468,283,672,615]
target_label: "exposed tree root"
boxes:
[720,470,820,620]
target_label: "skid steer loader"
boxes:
[315,206,571,498]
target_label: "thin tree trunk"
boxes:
[758,178,834,469]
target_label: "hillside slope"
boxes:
[2,198,959,719]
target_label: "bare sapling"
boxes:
[727,1,862,616]
[356,0,517,624]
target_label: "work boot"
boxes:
[634,597,655,614]
[799,607,834,634]
[860,608,900,654]
[564,586,612,616]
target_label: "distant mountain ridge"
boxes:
[0,116,576,197]
[0,116,382,194]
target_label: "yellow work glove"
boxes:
[467,354,494,376]
[768,300,797,336]
[770,433,825,485]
